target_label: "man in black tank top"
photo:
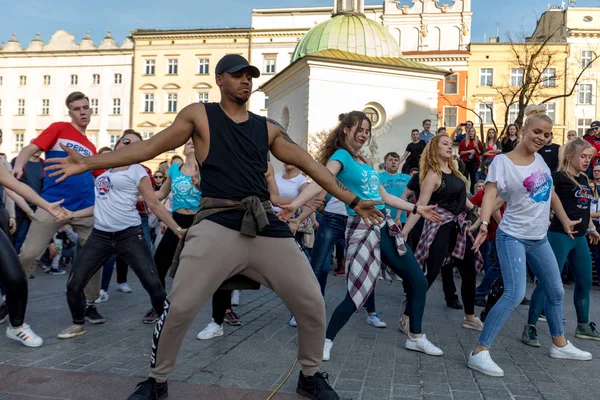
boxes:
[47,54,383,400]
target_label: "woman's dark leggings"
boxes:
[212,290,233,325]
[326,228,427,340]
[424,222,477,316]
[0,229,28,327]
[154,212,195,288]
[464,159,479,194]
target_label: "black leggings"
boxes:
[423,222,477,315]
[326,228,428,340]
[154,212,195,287]
[0,229,28,327]
[464,159,479,194]
[212,290,233,325]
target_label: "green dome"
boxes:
[291,13,401,63]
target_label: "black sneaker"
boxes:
[296,371,339,400]
[446,300,463,310]
[143,309,158,324]
[520,297,531,306]
[0,302,8,324]
[127,378,168,400]
[224,311,241,326]
[85,305,106,324]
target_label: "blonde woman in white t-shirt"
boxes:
[57,131,185,340]
[468,105,592,378]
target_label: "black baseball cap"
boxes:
[215,54,260,78]
[591,121,600,129]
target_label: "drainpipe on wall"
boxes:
[247,30,253,111]
[128,31,136,129]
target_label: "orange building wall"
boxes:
[437,70,468,131]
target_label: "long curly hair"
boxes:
[419,135,468,186]
[315,111,371,165]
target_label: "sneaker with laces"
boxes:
[0,302,7,324]
[575,322,600,341]
[224,311,241,326]
[85,305,106,324]
[197,321,223,340]
[296,371,339,400]
[6,324,43,348]
[366,313,387,328]
[463,316,484,331]
[322,339,333,361]
[117,283,133,293]
[468,350,504,377]
[521,324,541,347]
[231,290,240,306]
[142,309,158,324]
[48,267,66,275]
[58,324,86,339]
[398,317,410,335]
[549,341,592,360]
[405,334,443,356]
[289,315,297,327]
[127,377,168,400]
[94,290,109,304]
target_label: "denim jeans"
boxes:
[475,239,501,300]
[13,216,31,254]
[309,212,347,295]
[66,225,166,324]
[478,230,565,348]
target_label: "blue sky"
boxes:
[2,0,600,46]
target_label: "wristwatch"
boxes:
[175,227,182,234]
[412,204,418,215]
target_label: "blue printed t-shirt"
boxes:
[33,122,98,211]
[168,163,201,212]
[378,172,411,222]
[329,149,384,216]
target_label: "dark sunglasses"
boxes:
[154,175,164,179]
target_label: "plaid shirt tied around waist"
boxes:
[345,213,407,311]
[414,207,483,273]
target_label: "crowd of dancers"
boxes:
[0,53,599,400]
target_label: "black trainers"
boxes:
[520,297,531,306]
[296,371,339,400]
[127,378,168,400]
[446,300,463,310]
[0,302,7,324]
[85,305,106,324]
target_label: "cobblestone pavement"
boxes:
[1,267,600,399]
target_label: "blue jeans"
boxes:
[13,217,31,254]
[310,212,347,295]
[475,240,501,300]
[478,230,565,348]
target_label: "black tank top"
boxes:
[429,172,466,215]
[202,103,292,238]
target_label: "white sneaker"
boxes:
[366,313,387,328]
[323,339,333,361]
[289,315,297,327]
[467,350,504,377]
[6,324,43,348]
[463,316,484,331]
[231,290,240,306]
[405,334,443,356]
[94,290,109,304]
[116,283,132,293]
[549,341,592,361]
[196,321,224,340]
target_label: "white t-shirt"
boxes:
[272,172,308,212]
[94,164,148,232]
[486,153,552,240]
[324,196,347,216]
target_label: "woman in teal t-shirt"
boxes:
[281,111,444,361]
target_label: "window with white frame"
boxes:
[112,98,121,115]
[41,99,50,115]
[167,94,177,113]
[479,68,493,86]
[109,134,119,149]
[19,75,26,86]
[144,59,155,75]
[541,68,556,87]
[114,73,122,84]
[93,74,100,85]
[543,103,555,122]
[70,74,78,85]
[477,102,493,123]
[582,50,593,68]
[17,99,25,115]
[197,92,209,103]
[578,118,592,137]
[90,98,99,115]
[144,94,155,113]
[197,58,209,74]
[14,133,24,152]
[510,68,524,87]
[508,103,519,124]
[264,58,276,74]
[578,84,593,104]
[142,132,154,140]
[43,75,51,85]
[87,132,98,146]
[167,59,178,75]
[443,106,458,127]
[444,74,458,94]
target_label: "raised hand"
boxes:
[471,225,487,252]
[277,204,298,222]
[354,200,384,226]
[45,144,87,183]
[416,205,442,222]
[562,218,581,239]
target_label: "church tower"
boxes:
[333,0,364,15]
